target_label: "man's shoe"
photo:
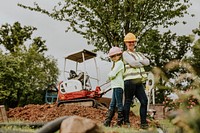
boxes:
[140,123,148,129]
[124,122,131,128]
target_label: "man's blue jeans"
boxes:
[109,87,123,112]
[123,79,148,124]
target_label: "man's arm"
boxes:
[122,52,143,67]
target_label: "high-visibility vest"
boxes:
[123,51,147,81]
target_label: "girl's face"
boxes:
[110,54,121,62]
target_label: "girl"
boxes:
[103,46,124,127]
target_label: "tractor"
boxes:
[57,49,111,108]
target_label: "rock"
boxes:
[60,116,103,133]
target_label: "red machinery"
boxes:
[57,49,111,107]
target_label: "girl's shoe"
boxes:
[103,110,115,127]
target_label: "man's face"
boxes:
[125,41,136,51]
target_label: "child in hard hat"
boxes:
[103,46,124,127]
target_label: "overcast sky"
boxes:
[0,0,199,94]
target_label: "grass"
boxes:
[0,121,40,133]
[103,126,140,133]
[1,119,176,133]
[130,101,140,115]
[158,119,178,133]
[0,126,35,133]
[129,102,178,132]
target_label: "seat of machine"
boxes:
[68,70,91,90]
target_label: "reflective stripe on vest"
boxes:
[123,52,147,80]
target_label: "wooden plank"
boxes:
[0,105,8,122]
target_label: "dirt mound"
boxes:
[7,104,140,128]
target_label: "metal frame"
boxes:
[63,49,99,88]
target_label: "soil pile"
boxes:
[7,104,141,128]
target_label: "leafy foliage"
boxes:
[139,30,192,69]
[188,23,200,76]
[153,46,200,132]
[18,0,192,53]
[0,22,47,53]
[168,79,200,133]
[0,22,59,108]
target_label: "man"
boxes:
[122,32,150,129]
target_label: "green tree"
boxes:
[139,30,192,69]
[0,22,59,108]
[18,0,195,71]
[189,24,200,76]
[155,25,200,132]
[18,0,192,52]
[0,22,47,53]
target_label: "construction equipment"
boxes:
[57,49,111,108]
[45,84,58,104]
[145,72,156,118]
[146,72,155,109]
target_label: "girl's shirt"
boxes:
[108,60,124,90]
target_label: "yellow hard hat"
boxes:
[124,33,137,42]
